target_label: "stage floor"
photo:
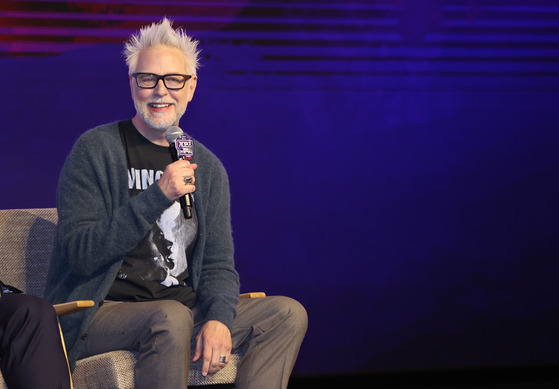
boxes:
[288,365,559,389]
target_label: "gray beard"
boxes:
[134,99,185,131]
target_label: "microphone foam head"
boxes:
[165,126,184,144]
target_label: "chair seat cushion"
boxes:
[72,350,241,388]
[73,351,136,389]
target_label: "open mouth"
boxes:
[149,103,173,109]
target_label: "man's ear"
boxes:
[187,76,198,102]
[129,75,136,99]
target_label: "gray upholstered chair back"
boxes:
[0,208,58,297]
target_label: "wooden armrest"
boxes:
[54,300,95,316]
[239,292,266,299]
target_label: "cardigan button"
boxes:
[81,333,88,340]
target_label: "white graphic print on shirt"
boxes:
[148,202,192,286]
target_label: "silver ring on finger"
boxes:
[219,355,226,364]
[183,176,194,185]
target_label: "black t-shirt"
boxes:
[105,120,197,307]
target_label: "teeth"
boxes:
[151,103,170,108]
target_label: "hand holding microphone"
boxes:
[161,126,196,219]
[157,160,196,197]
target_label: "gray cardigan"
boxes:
[45,121,240,368]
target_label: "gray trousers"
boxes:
[80,296,307,389]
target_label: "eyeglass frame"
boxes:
[132,73,193,91]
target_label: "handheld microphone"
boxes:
[165,126,194,219]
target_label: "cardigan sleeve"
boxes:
[56,124,174,276]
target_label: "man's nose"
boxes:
[153,78,169,94]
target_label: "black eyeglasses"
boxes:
[132,73,192,90]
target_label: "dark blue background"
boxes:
[1,0,558,376]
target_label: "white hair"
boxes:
[123,18,201,75]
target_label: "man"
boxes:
[45,18,307,389]
[1,281,72,389]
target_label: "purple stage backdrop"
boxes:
[1,0,559,376]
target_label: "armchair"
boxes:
[0,208,264,388]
